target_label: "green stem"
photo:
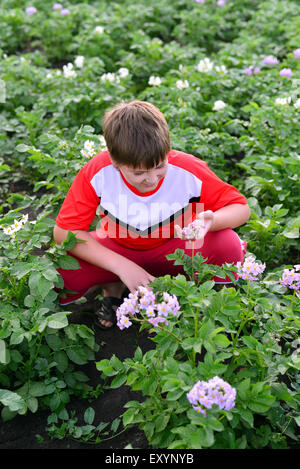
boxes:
[15,235,22,260]
[135,313,183,345]
[191,240,195,281]
[155,324,183,344]
[290,289,296,312]
[246,279,250,298]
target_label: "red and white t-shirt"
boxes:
[56,150,248,250]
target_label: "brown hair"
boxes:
[102,100,171,169]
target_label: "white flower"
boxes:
[3,214,28,237]
[275,97,291,106]
[21,214,28,224]
[12,219,23,232]
[215,65,227,74]
[63,63,77,78]
[197,57,214,73]
[149,76,162,86]
[118,67,129,78]
[74,55,84,68]
[101,72,119,83]
[99,135,107,151]
[3,226,15,236]
[176,79,189,89]
[293,98,300,110]
[213,100,226,111]
[80,140,96,159]
[94,25,104,35]
[46,72,53,79]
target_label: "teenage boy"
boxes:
[54,100,250,329]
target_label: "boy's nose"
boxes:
[144,174,157,184]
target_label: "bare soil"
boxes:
[0,292,153,450]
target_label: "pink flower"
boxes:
[279,68,293,77]
[244,65,261,76]
[25,6,37,15]
[279,267,300,291]
[263,55,278,65]
[60,8,70,15]
[187,377,236,416]
[293,49,300,59]
[53,3,63,9]
[237,256,266,281]
[217,0,226,5]
[116,286,180,330]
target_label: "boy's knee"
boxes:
[203,229,244,265]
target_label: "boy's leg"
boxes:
[141,228,245,282]
[56,232,140,306]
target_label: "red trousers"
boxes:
[58,229,246,305]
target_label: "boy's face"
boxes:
[113,158,168,193]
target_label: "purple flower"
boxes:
[279,266,300,291]
[244,65,261,76]
[195,0,205,3]
[187,376,236,416]
[53,3,63,9]
[116,286,180,330]
[279,68,293,77]
[293,48,300,59]
[217,0,226,5]
[60,8,70,15]
[263,55,278,65]
[236,256,266,281]
[25,6,37,15]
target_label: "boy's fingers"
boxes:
[174,225,183,238]
[197,210,213,220]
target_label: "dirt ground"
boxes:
[0,292,154,450]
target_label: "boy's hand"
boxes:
[117,262,156,294]
[175,210,214,242]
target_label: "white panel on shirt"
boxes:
[90,164,202,235]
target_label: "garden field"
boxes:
[0,0,299,450]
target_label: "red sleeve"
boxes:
[200,161,248,211]
[169,150,248,212]
[56,166,100,231]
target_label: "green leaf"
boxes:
[189,427,214,448]
[29,382,48,397]
[53,351,69,373]
[154,414,170,432]
[0,339,9,364]
[111,418,121,433]
[213,333,231,348]
[16,143,30,153]
[66,347,89,365]
[47,312,69,329]
[0,390,26,412]
[42,268,59,282]
[28,271,41,293]
[166,388,185,400]
[46,334,63,351]
[110,374,127,388]
[27,397,38,413]
[58,255,80,270]
[123,408,138,426]
[239,408,254,427]
[84,407,95,425]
